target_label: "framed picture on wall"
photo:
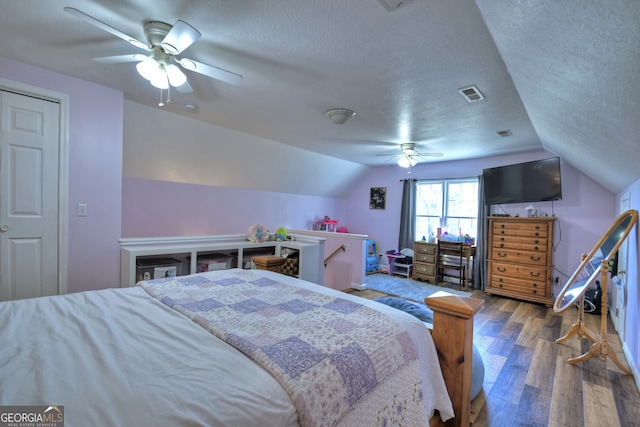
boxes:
[370,187,386,210]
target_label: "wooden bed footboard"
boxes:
[425,291,484,427]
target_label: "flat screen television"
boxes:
[483,157,562,205]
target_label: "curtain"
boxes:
[398,179,416,251]
[475,174,489,290]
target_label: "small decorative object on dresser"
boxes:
[486,216,555,305]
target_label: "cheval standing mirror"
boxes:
[553,209,638,374]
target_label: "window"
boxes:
[415,178,479,241]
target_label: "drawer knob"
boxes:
[535,232,540,236]
[534,239,539,244]
[500,224,505,228]
[535,225,540,230]
[533,289,537,294]
[530,271,540,277]
[498,252,507,258]
[530,256,541,261]
[534,246,539,251]
[532,283,538,287]
[499,243,504,248]
[498,267,506,272]
[499,284,503,288]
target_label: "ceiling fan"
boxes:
[377,143,443,167]
[63,7,242,98]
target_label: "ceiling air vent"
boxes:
[377,0,406,11]
[458,85,484,102]
[496,130,512,137]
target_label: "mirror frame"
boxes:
[553,209,638,313]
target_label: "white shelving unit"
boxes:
[120,233,326,287]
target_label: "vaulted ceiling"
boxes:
[1,0,638,194]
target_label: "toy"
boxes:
[246,224,269,243]
[274,227,288,241]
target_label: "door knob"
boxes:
[618,269,626,275]
[0,225,8,232]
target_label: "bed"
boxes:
[0,268,481,426]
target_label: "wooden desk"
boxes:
[413,241,475,289]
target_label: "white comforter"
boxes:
[0,270,453,426]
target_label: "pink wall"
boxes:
[343,151,617,297]
[0,57,124,293]
[121,177,346,237]
[289,229,368,291]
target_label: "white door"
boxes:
[611,194,631,338]
[0,90,60,300]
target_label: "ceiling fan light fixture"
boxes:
[397,156,411,168]
[136,57,161,81]
[165,63,187,87]
[325,108,356,125]
[150,73,169,89]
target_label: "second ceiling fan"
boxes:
[377,143,443,167]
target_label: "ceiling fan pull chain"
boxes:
[158,88,165,107]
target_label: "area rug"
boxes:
[365,273,471,304]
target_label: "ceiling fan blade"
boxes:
[63,7,149,50]
[416,152,444,158]
[175,80,193,93]
[93,54,146,64]
[161,21,201,55]
[376,153,402,157]
[177,58,243,86]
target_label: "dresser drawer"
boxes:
[488,274,549,297]
[490,248,549,266]
[490,261,548,281]
[413,262,435,277]
[415,252,435,264]
[491,222,549,238]
[414,242,436,255]
[492,236,548,252]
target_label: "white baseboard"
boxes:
[623,341,640,393]
[350,282,367,291]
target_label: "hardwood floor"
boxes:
[347,286,640,426]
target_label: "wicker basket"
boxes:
[281,257,299,277]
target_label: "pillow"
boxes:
[374,296,484,400]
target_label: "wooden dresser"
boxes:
[413,241,437,283]
[486,216,555,306]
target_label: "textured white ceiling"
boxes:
[1,0,638,193]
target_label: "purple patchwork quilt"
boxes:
[139,269,428,426]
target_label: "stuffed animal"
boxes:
[274,227,288,241]
[247,224,269,243]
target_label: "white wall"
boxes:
[616,178,640,388]
[122,100,368,198]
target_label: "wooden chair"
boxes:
[436,241,466,290]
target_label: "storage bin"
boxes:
[281,257,299,277]
[197,254,233,272]
[136,258,183,282]
[252,255,286,273]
